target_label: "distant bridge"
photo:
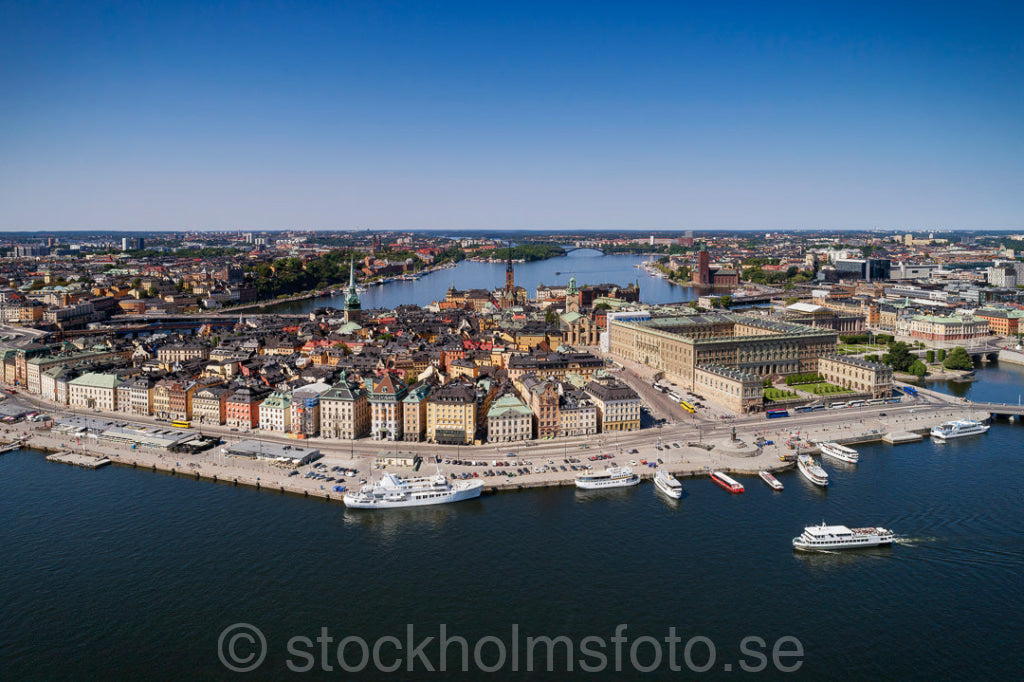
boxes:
[562,245,605,255]
[965,402,1024,416]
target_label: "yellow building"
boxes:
[425,381,477,444]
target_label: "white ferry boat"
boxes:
[575,466,640,490]
[792,522,894,551]
[343,468,483,509]
[818,441,859,464]
[797,454,829,487]
[931,420,990,441]
[758,471,783,490]
[653,470,684,499]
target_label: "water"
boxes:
[265,249,697,314]
[3,371,1023,679]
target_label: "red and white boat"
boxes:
[711,471,744,494]
[759,471,783,490]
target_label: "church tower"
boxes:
[504,242,515,294]
[344,256,362,323]
[565,274,580,313]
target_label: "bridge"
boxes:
[562,244,605,255]
[964,401,1024,416]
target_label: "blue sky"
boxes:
[1,1,1021,231]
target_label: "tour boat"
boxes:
[343,468,483,509]
[758,471,783,490]
[930,420,989,441]
[710,471,744,494]
[792,522,894,551]
[575,466,640,490]
[653,469,684,499]
[797,454,829,487]
[817,441,859,464]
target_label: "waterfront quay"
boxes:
[15,396,983,503]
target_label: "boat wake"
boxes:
[893,535,938,547]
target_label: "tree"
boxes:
[785,296,799,306]
[909,360,928,377]
[926,350,935,363]
[942,347,974,371]
[884,341,916,372]
[718,295,732,309]
[937,348,947,362]
[545,308,559,325]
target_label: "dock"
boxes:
[46,452,112,469]
[882,431,925,445]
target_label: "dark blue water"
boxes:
[2,366,1022,678]
[266,250,697,313]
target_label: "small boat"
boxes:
[793,522,894,551]
[710,471,744,494]
[653,469,684,499]
[797,454,829,487]
[818,441,859,464]
[758,471,783,490]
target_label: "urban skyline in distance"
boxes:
[2,2,1022,231]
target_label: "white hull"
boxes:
[818,442,859,464]
[344,480,483,508]
[793,523,894,551]
[797,456,829,487]
[576,475,640,490]
[759,471,783,490]
[654,471,683,499]
[931,421,989,441]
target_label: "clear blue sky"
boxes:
[1,1,1021,231]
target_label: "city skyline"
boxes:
[2,1,1022,231]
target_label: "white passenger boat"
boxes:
[793,522,894,551]
[818,441,859,464]
[653,469,684,499]
[343,468,483,509]
[758,471,783,490]
[797,454,829,487]
[575,466,640,490]
[930,420,989,441]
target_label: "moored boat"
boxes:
[792,522,894,551]
[343,467,483,509]
[797,454,829,487]
[930,420,989,441]
[818,441,859,464]
[758,471,783,490]
[710,471,744,494]
[575,466,640,490]
[653,469,684,499]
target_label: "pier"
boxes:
[46,452,112,469]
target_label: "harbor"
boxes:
[19,400,987,503]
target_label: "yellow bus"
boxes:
[680,401,695,413]
[171,420,191,429]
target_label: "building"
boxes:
[320,373,370,440]
[776,302,865,334]
[343,257,362,324]
[157,343,210,364]
[486,393,533,443]
[193,385,230,425]
[225,387,265,429]
[289,382,331,438]
[225,439,320,467]
[973,308,1024,336]
[609,312,837,388]
[818,355,893,399]
[368,373,407,441]
[426,381,477,444]
[693,365,763,414]
[558,388,598,437]
[584,378,641,431]
[834,258,891,282]
[520,374,560,439]
[68,373,122,411]
[402,382,431,442]
[987,265,1017,289]
[898,314,990,343]
[506,351,605,382]
[258,391,292,433]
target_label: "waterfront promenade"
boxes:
[11,399,984,503]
